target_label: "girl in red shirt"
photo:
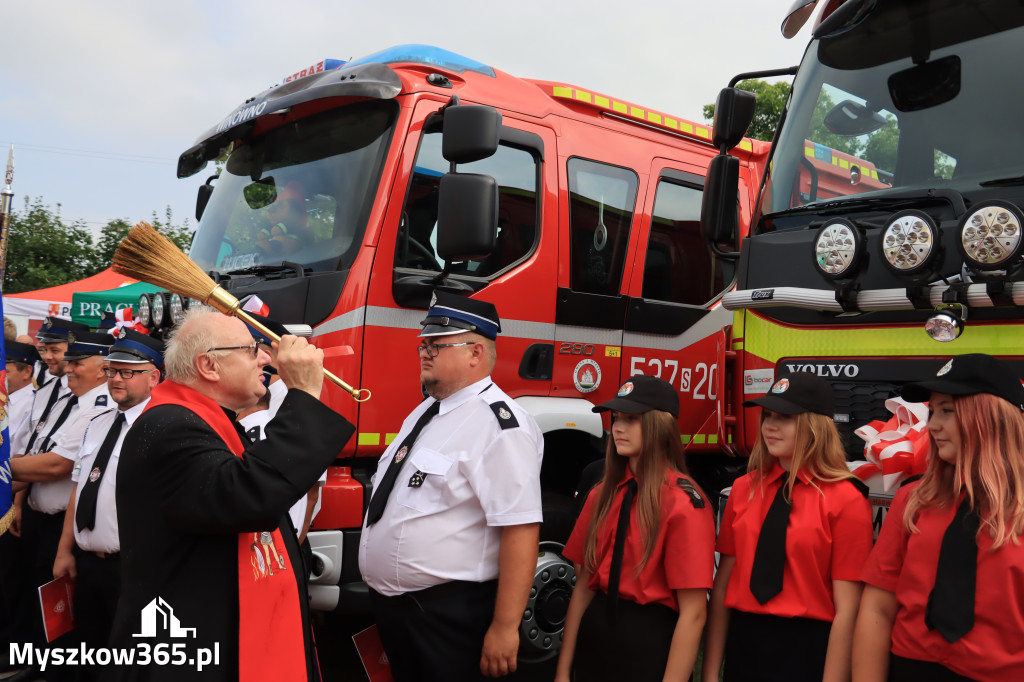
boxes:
[703,372,873,682]
[854,353,1024,681]
[555,375,715,682]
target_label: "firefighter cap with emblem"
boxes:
[900,353,1024,410]
[593,375,679,419]
[36,317,89,344]
[743,371,835,417]
[61,331,115,361]
[106,328,166,369]
[419,290,501,340]
[6,340,41,366]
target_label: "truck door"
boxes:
[623,160,733,452]
[359,99,557,456]
[552,158,644,406]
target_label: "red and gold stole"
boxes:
[146,380,307,682]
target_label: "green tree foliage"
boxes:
[3,198,100,293]
[703,79,792,142]
[94,207,193,266]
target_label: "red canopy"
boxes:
[4,268,139,323]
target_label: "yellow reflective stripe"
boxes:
[739,139,752,151]
[871,169,879,179]
[680,121,694,134]
[575,91,592,103]
[696,126,710,139]
[385,433,399,445]
[665,118,679,130]
[648,113,662,125]
[612,101,628,113]
[742,311,1024,363]
[839,158,850,169]
[630,106,644,118]
[358,433,380,446]
[594,95,610,108]
[552,86,573,98]
[805,146,815,157]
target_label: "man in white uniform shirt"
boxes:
[22,318,89,458]
[359,291,543,682]
[6,340,40,459]
[52,329,164,678]
[11,330,113,655]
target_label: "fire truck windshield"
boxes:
[189,99,397,274]
[762,3,1024,221]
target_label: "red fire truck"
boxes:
[701,0,1024,524]
[152,44,767,658]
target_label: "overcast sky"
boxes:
[1,0,810,237]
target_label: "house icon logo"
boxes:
[133,597,197,638]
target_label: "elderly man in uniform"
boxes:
[359,291,544,682]
[109,308,354,682]
[11,330,113,671]
[49,329,165,679]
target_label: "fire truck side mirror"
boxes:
[442,105,502,164]
[711,88,757,152]
[700,155,740,250]
[195,174,219,221]
[436,172,498,261]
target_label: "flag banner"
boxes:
[0,290,11,535]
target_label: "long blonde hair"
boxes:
[583,410,693,575]
[904,393,1024,547]
[747,411,854,500]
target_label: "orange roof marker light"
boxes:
[546,84,754,152]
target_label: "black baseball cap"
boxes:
[901,353,1024,410]
[743,372,836,417]
[593,375,679,419]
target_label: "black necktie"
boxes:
[25,381,64,454]
[75,412,125,532]
[37,395,78,454]
[925,498,980,643]
[365,401,441,525]
[750,473,792,605]
[607,478,638,605]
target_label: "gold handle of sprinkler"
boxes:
[206,286,371,403]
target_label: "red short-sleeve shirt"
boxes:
[563,467,716,610]
[717,462,873,622]
[861,481,1024,681]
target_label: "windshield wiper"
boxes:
[220,261,308,279]
[980,175,1024,187]
[766,187,967,221]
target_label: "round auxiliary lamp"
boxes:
[957,200,1024,272]
[813,218,864,279]
[879,210,939,276]
[136,293,152,328]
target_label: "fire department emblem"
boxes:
[89,467,102,482]
[429,292,438,307]
[771,378,790,394]
[394,446,409,463]
[498,407,512,420]
[617,381,634,397]
[937,359,954,376]
[573,359,601,393]
[118,328,128,340]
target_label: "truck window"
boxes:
[567,158,638,296]
[395,133,538,278]
[642,179,728,306]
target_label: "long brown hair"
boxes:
[583,410,693,575]
[904,393,1024,547]
[747,410,854,500]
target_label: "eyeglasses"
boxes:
[104,368,153,380]
[206,343,259,358]
[416,341,473,358]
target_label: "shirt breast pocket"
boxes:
[396,448,454,514]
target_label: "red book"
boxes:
[38,575,75,642]
[351,624,393,682]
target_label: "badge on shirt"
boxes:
[394,446,409,463]
[89,467,102,482]
[489,401,519,430]
[95,395,108,406]
[409,471,426,487]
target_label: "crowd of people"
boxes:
[1,294,1022,682]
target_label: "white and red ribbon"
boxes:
[107,307,148,336]
[852,397,930,491]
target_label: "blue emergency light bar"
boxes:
[344,44,495,78]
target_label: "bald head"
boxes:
[164,307,270,412]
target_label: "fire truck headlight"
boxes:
[169,293,188,326]
[137,294,152,328]
[925,303,967,342]
[814,219,862,278]
[151,293,167,329]
[958,201,1024,270]
[881,210,938,275]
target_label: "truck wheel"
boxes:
[518,540,575,662]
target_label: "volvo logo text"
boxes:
[785,363,860,378]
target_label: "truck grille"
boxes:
[829,380,901,460]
